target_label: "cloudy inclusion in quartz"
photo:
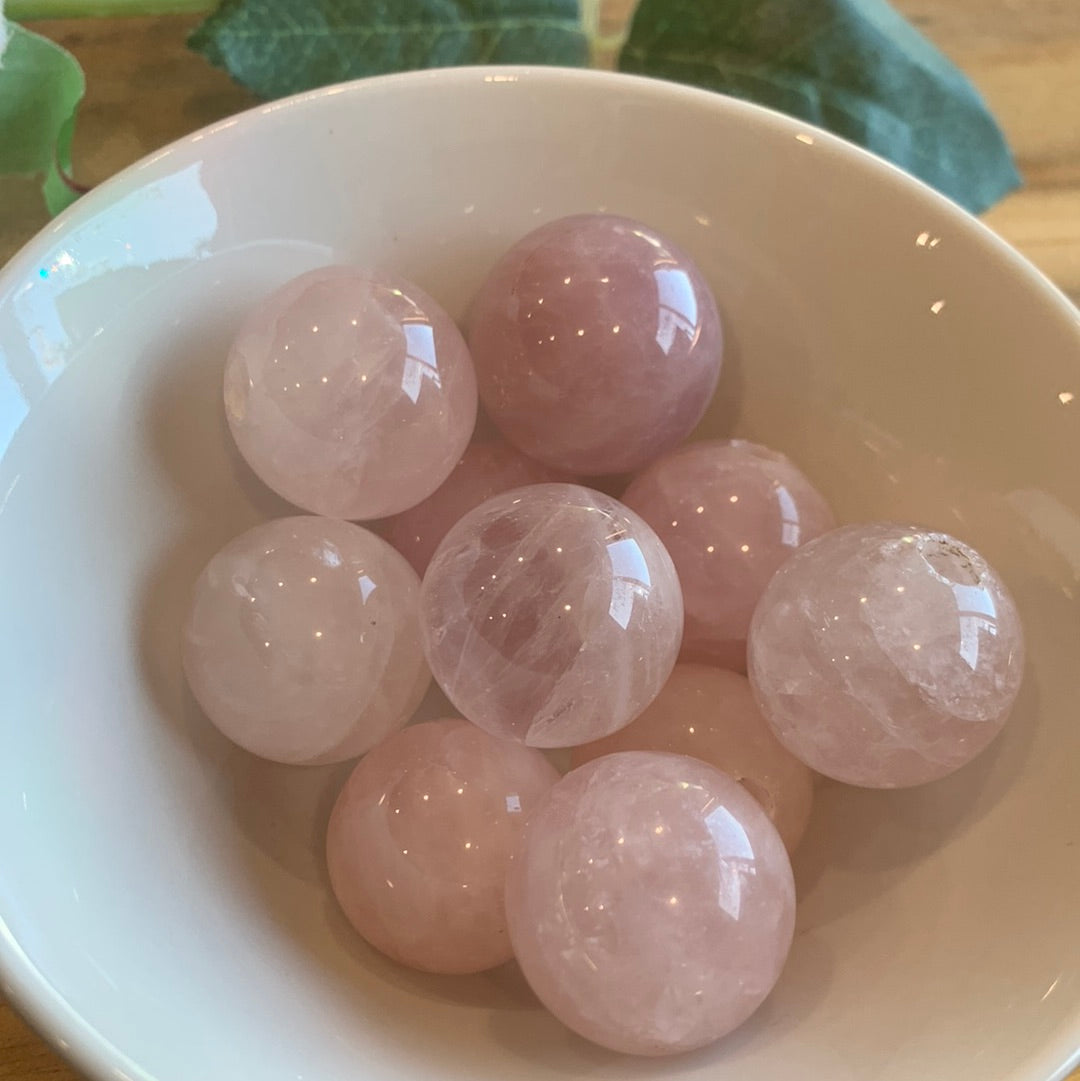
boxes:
[748,522,1025,787]
[467,214,723,474]
[327,719,559,974]
[182,516,430,765]
[420,483,683,748]
[505,751,795,1055]
[224,266,477,519]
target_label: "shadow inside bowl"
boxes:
[792,655,1041,928]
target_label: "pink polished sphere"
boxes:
[623,440,835,671]
[182,516,430,764]
[506,751,796,1056]
[571,665,814,851]
[326,719,558,974]
[225,266,477,519]
[420,483,683,748]
[467,214,723,474]
[748,523,1025,788]
[378,438,569,576]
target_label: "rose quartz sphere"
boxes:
[420,483,683,748]
[623,440,835,672]
[378,438,569,576]
[748,523,1025,788]
[505,751,796,1056]
[182,516,430,765]
[571,665,814,851]
[467,214,722,474]
[224,266,477,519]
[326,719,558,974]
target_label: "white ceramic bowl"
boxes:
[1,67,1078,1081]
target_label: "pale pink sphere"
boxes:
[623,440,835,672]
[505,751,796,1056]
[225,266,477,519]
[182,516,430,764]
[378,438,569,576]
[467,214,722,474]
[326,719,558,974]
[571,665,814,851]
[420,483,683,748]
[748,523,1025,788]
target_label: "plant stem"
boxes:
[584,0,635,70]
[7,0,215,18]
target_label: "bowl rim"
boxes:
[1,62,1078,1081]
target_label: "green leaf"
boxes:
[8,0,214,16]
[618,0,1020,214]
[189,0,588,101]
[0,16,85,214]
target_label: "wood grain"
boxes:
[1,1,1078,1077]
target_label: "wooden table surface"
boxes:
[1,1,1078,1078]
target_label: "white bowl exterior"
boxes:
[1,67,1079,1081]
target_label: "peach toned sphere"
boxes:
[182,516,429,765]
[326,719,559,974]
[623,439,834,671]
[571,665,814,851]
[505,752,796,1056]
[378,438,568,576]
[748,523,1025,788]
[420,484,683,748]
[467,214,722,474]
[225,266,477,519]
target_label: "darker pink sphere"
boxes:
[505,752,796,1055]
[623,440,835,671]
[468,214,723,474]
[378,438,570,576]
[571,665,814,851]
[326,719,559,974]
[225,266,477,519]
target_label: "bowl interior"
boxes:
[1,67,1079,1081]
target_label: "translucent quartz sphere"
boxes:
[379,438,568,576]
[467,214,723,474]
[326,719,559,974]
[505,751,796,1056]
[571,665,814,852]
[182,516,430,764]
[623,440,834,671]
[420,483,683,748]
[224,266,477,519]
[748,523,1025,788]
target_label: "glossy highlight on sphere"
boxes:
[505,751,796,1056]
[571,665,814,851]
[467,214,723,474]
[420,483,683,748]
[326,719,559,974]
[623,439,835,671]
[378,438,569,576]
[182,516,430,764]
[748,523,1025,788]
[225,266,477,519]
